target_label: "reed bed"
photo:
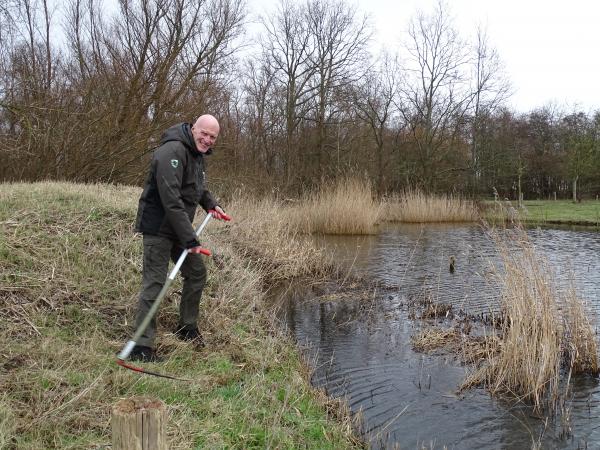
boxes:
[384,189,479,223]
[563,283,599,374]
[466,227,598,411]
[224,195,334,280]
[409,224,598,412]
[290,178,381,235]
[484,229,563,410]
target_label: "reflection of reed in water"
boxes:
[449,255,455,273]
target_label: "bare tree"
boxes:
[240,58,282,178]
[398,0,472,188]
[469,25,511,193]
[305,0,371,175]
[0,0,245,183]
[259,0,316,184]
[351,51,399,193]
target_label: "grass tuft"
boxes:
[464,227,598,411]
[0,395,16,450]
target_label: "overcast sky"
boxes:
[252,0,600,113]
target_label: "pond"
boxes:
[273,224,600,449]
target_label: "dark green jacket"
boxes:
[135,123,217,248]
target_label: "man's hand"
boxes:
[188,246,211,256]
[209,206,231,221]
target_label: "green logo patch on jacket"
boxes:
[170,159,179,168]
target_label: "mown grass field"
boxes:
[484,199,600,227]
[520,200,600,226]
[0,182,360,449]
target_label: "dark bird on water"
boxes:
[449,256,455,273]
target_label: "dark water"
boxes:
[273,224,600,449]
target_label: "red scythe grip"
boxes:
[198,247,211,256]
[188,246,212,256]
[208,209,232,221]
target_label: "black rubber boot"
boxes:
[174,327,203,345]
[129,345,162,363]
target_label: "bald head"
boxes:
[191,114,220,153]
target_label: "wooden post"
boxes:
[112,396,168,450]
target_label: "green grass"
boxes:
[483,199,600,227]
[520,200,600,225]
[0,181,360,449]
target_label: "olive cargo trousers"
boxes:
[135,234,207,347]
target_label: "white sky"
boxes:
[251,0,600,113]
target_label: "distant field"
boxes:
[520,200,600,226]
[484,199,600,227]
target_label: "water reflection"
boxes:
[278,224,600,449]
[314,224,600,316]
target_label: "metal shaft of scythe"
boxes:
[117,213,213,360]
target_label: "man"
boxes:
[131,114,226,362]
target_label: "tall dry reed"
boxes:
[563,283,599,374]
[487,228,562,410]
[291,178,381,235]
[223,195,333,280]
[385,189,478,223]
[470,227,598,411]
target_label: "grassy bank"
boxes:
[521,200,600,226]
[484,199,600,227]
[0,182,360,449]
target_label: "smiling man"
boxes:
[131,115,226,362]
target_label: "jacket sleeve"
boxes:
[199,189,218,212]
[155,145,200,248]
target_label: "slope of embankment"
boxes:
[0,182,359,449]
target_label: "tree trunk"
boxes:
[572,176,578,203]
[517,173,523,209]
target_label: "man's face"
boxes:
[191,120,219,153]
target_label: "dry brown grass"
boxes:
[0,395,16,450]
[464,227,598,411]
[411,327,460,353]
[411,325,498,364]
[0,181,360,449]
[290,178,381,235]
[223,195,334,281]
[384,189,479,223]
[563,284,599,374]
